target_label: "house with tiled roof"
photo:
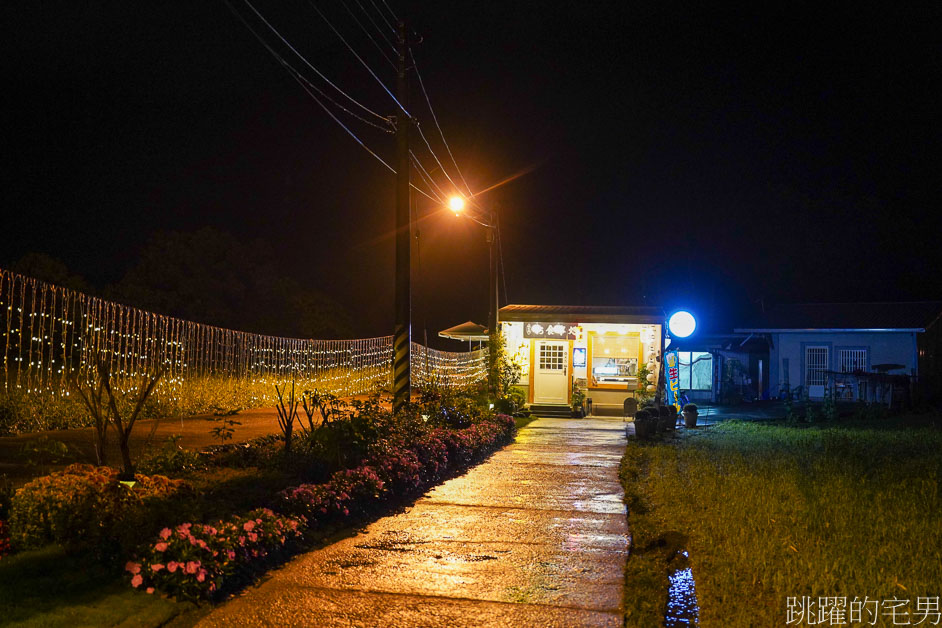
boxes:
[735,301,942,402]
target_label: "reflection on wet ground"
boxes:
[198,417,631,627]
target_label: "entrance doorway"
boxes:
[534,340,569,404]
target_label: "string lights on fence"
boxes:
[0,268,486,405]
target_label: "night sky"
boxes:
[3,2,940,345]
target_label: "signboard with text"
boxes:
[523,322,579,340]
[665,349,681,410]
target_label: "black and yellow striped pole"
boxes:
[393,18,411,413]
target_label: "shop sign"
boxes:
[524,322,579,340]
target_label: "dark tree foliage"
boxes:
[111,228,354,339]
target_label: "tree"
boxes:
[112,227,353,338]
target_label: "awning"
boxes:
[438,320,489,342]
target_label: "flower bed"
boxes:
[129,411,516,601]
[8,464,194,559]
[126,508,304,602]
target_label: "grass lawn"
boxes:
[620,415,942,627]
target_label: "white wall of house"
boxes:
[770,331,918,399]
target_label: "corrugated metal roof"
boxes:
[499,304,664,323]
[735,301,942,332]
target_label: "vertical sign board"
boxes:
[665,349,681,410]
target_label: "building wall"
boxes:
[772,331,917,398]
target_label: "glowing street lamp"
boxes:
[668,310,697,338]
[449,195,466,214]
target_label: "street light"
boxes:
[449,196,466,214]
[449,195,499,341]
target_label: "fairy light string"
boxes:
[0,267,487,410]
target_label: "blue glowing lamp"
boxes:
[668,310,696,338]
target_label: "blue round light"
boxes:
[668,311,696,338]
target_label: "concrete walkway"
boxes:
[198,417,629,627]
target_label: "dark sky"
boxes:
[3,1,941,344]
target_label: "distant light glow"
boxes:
[668,311,696,338]
[449,196,465,213]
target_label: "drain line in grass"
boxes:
[665,549,700,626]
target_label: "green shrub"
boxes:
[8,464,195,560]
[137,436,206,476]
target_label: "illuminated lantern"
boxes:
[646,373,655,383]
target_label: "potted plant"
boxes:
[633,408,657,440]
[571,382,587,418]
[683,403,699,428]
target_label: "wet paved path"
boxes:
[198,417,629,627]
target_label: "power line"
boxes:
[410,48,473,196]
[226,0,438,202]
[367,0,396,33]
[416,123,466,197]
[306,0,410,116]
[353,0,396,50]
[241,0,389,123]
[410,152,447,201]
[379,0,400,24]
[225,0,392,133]
[339,0,396,69]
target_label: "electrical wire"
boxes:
[379,0,400,23]
[416,123,466,198]
[410,48,474,197]
[339,0,397,69]
[353,0,396,50]
[367,0,396,33]
[410,152,447,201]
[240,0,389,123]
[306,0,410,116]
[225,0,392,133]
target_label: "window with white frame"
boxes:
[838,348,867,373]
[677,351,713,391]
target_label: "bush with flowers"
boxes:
[8,463,194,559]
[126,507,303,602]
[126,394,516,602]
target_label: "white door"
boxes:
[805,346,828,398]
[534,340,569,404]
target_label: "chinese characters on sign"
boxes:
[786,596,940,626]
[665,349,680,409]
[523,322,580,340]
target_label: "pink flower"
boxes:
[131,574,143,588]
[238,536,246,546]
[125,561,141,575]
[167,561,180,573]
[243,521,256,532]
[227,550,236,560]
[151,563,165,573]
[185,561,200,574]
[154,542,168,552]
[159,528,172,540]
[196,569,207,582]
[248,532,258,543]
[146,587,155,595]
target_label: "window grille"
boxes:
[805,347,828,387]
[839,349,867,373]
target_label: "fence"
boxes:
[0,267,487,405]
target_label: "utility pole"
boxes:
[392,19,411,413]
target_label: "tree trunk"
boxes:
[118,431,134,480]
